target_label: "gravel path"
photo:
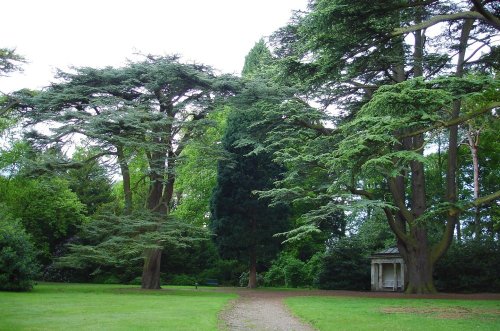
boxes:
[220,290,316,331]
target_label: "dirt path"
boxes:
[220,290,316,331]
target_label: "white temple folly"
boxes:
[370,247,405,292]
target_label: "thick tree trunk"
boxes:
[399,235,436,294]
[141,178,168,290]
[140,156,175,289]
[141,248,162,289]
[430,17,474,270]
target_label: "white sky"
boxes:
[0,0,307,93]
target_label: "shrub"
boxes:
[129,276,142,285]
[318,237,371,290]
[167,274,197,286]
[264,253,310,288]
[92,273,121,284]
[0,218,39,291]
[306,252,324,287]
[434,239,500,293]
[199,259,246,286]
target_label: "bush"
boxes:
[434,239,500,292]
[91,273,121,284]
[264,253,310,288]
[306,252,324,287]
[129,276,142,285]
[167,274,197,286]
[318,237,371,290]
[199,259,246,286]
[0,218,39,291]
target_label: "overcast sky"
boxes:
[1,0,307,93]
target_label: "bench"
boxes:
[205,279,219,286]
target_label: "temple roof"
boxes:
[371,247,401,258]
[376,247,399,255]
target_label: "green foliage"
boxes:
[66,147,113,216]
[211,46,291,277]
[161,234,220,279]
[0,214,38,291]
[0,176,87,265]
[318,237,371,290]
[264,253,309,288]
[198,259,246,286]
[16,55,239,287]
[0,48,25,76]
[58,211,207,271]
[434,239,500,293]
[166,274,197,286]
[241,39,273,78]
[173,106,230,226]
[210,104,290,268]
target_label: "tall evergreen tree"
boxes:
[211,42,290,288]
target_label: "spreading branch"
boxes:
[471,190,500,208]
[391,11,498,37]
[471,0,500,31]
[399,101,499,139]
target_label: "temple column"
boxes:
[371,263,375,290]
[393,263,397,291]
[378,263,383,289]
[400,262,405,291]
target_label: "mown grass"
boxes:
[285,296,500,331]
[0,283,236,331]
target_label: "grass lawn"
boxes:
[0,283,236,331]
[285,296,500,331]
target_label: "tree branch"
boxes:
[383,207,411,244]
[472,190,500,207]
[431,190,500,263]
[391,11,497,37]
[348,186,410,243]
[399,101,499,139]
[388,177,415,224]
[471,0,500,31]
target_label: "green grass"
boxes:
[285,296,500,331]
[0,283,236,331]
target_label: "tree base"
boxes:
[405,282,437,294]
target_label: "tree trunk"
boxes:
[141,248,162,289]
[399,233,436,294]
[248,247,257,288]
[430,17,474,271]
[140,155,175,289]
[141,177,167,289]
[467,128,481,238]
[116,145,133,215]
[248,217,257,288]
